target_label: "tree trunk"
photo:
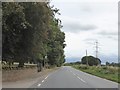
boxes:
[37,61,42,72]
[18,61,24,67]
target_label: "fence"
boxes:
[2,63,37,70]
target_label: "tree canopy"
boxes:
[2,2,66,68]
[81,56,101,66]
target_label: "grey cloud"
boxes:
[81,7,91,12]
[83,38,97,45]
[107,36,118,41]
[97,31,118,40]
[84,38,96,42]
[62,21,97,33]
[99,54,118,63]
[97,31,118,36]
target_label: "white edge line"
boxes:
[77,76,81,79]
[80,78,86,83]
[77,76,86,83]
[73,73,75,75]
[37,84,41,87]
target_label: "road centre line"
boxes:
[37,75,49,87]
[45,76,49,80]
[69,70,86,83]
[42,80,45,83]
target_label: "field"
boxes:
[72,64,119,83]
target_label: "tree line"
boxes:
[106,62,120,67]
[64,56,101,66]
[2,2,66,71]
[81,56,101,66]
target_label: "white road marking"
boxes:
[37,84,41,87]
[70,71,73,73]
[80,78,86,83]
[73,73,76,76]
[38,75,49,87]
[77,76,81,79]
[69,69,86,83]
[42,80,44,83]
[45,76,48,80]
[77,76,86,83]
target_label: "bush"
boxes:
[63,63,71,66]
[101,66,118,74]
[107,67,118,74]
[102,66,107,70]
[79,65,89,69]
[72,65,79,69]
[104,70,111,74]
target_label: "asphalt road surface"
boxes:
[30,66,118,88]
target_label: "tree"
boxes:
[106,62,110,66]
[47,8,65,67]
[2,2,29,67]
[2,2,66,70]
[81,56,101,66]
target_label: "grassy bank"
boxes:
[72,65,119,83]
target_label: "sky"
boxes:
[50,0,119,64]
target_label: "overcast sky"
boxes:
[50,0,118,64]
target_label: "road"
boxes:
[30,66,118,88]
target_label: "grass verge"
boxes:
[72,65,119,83]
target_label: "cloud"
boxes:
[107,36,118,41]
[81,6,92,12]
[99,54,118,64]
[62,18,97,33]
[65,54,118,63]
[51,1,118,63]
[97,31,118,36]
[83,38,96,42]
[65,57,81,63]
[83,38,97,45]
[97,31,118,40]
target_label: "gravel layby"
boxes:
[2,67,59,88]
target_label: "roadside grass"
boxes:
[72,65,119,83]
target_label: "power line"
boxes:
[86,50,88,66]
[95,41,98,59]
[95,40,100,66]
